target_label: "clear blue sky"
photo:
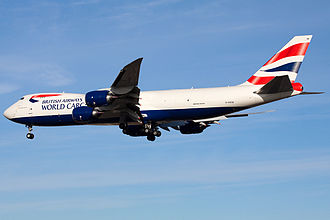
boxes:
[1,0,330,219]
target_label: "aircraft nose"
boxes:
[3,106,15,120]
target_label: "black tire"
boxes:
[119,123,126,129]
[147,135,155,141]
[26,133,34,139]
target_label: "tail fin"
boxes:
[242,35,312,85]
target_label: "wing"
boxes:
[193,110,274,124]
[98,58,144,124]
[157,110,274,132]
[111,58,143,95]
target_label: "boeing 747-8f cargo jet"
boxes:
[3,35,322,141]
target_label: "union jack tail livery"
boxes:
[243,35,312,86]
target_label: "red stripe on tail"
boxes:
[263,42,309,67]
[247,76,275,85]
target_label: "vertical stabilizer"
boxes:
[242,35,312,86]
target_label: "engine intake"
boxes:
[72,106,100,122]
[85,90,111,107]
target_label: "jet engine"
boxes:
[85,90,111,107]
[122,125,161,139]
[179,122,209,134]
[122,125,147,137]
[72,106,101,122]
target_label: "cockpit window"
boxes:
[20,97,24,100]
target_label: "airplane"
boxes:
[3,35,322,141]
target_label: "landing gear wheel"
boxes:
[155,131,161,137]
[119,123,127,129]
[147,135,156,141]
[152,130,162,137]
[25,125,34,139]
[26,133,34,139]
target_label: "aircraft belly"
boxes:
[11,114,76,126]
[141,106,245,121]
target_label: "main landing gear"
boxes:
[26,125,34,139]
[144,123,161,142]
[119,122,161,141]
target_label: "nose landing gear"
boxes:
[26,133,34,139]
[26,125,34,139]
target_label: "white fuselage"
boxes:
[3,85,294,127]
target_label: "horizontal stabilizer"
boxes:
[298,91,324,95]
[256,75,293,94]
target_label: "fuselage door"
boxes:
[28,106,33,116]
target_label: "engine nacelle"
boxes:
[72,106,100,122]
[122,125,147,137]
[179,122,208,134]
[85,90,111,107]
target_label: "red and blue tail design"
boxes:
[243,35,312,86]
